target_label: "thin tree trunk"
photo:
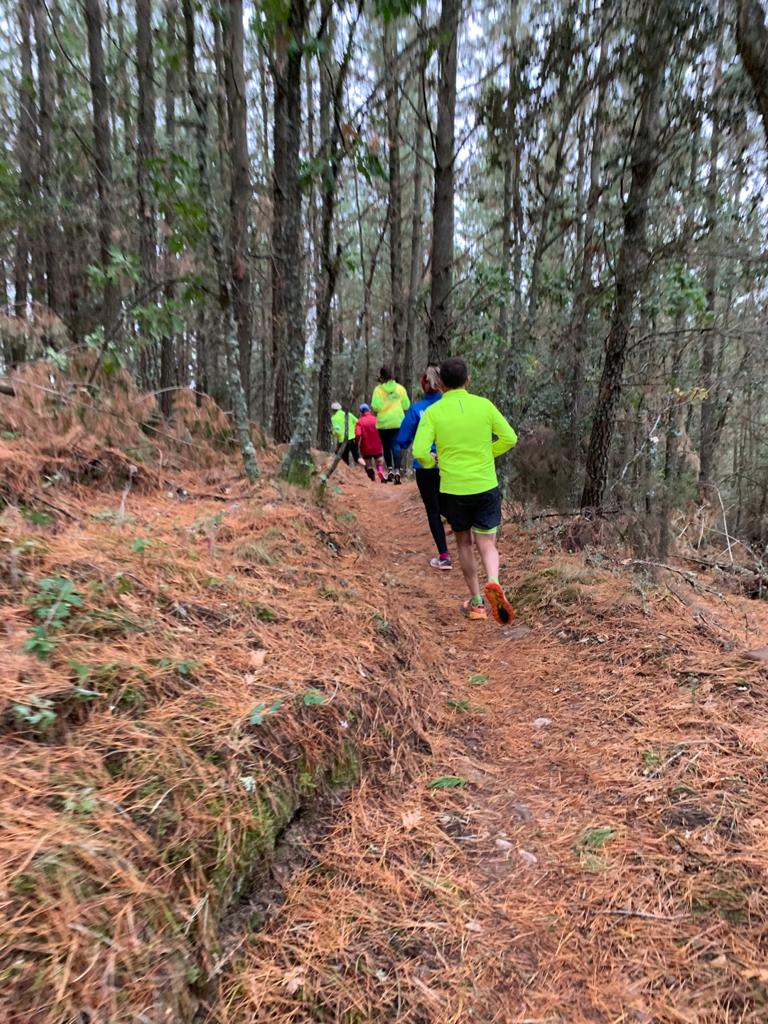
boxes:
[303,2,364,466]
[699,2,725,490]
[315,5,334,449]
[257,42,272,428]
[181,0,259,481]
[272,0,308,444]
[580,11,667,511]
[427,0,459,365]
[85,0,121,343]
[496,21,516,404]
[223,0,253,412]
[13,0,36,349]
[404,4,427,394]
[160,0,178,414]
[33,0,63,324]
[136,0,158,390]
[567,27,608,469]
[385,19,406,380]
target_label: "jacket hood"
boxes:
[381,380,399,395]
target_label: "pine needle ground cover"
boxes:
[0,392,446,1023]
[1,375,767,1023]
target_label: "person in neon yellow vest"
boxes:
[413,357,517,624]
[330,402,361,467]
[370,366,410,483]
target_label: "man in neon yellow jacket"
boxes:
[330,402,360,466]
[413,357,517,625]
[371,365,410,483]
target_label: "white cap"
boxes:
[331,402,342,411]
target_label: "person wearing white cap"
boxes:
[330,402,361,467]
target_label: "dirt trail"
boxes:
[216,468,768,1023]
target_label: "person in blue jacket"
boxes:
[396,365,452,570]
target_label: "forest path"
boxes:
[220,465,767,1023]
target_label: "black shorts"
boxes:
[440,486,502,534]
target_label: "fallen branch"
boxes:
[594,908,687,922]
[0,379,15,397]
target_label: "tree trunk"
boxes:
[84,0,121,342]
[272,0,308,444]
[33,0,63,325]
[13,0,36,353]
[160,0,178,415]
[181,0,259,481]
[567,28,608,470]
[404,4,427,395]
[315,6,334,449]
[427,0,460,365]
[735,0,768,151]
[285,0,363,478]
[223,0,253,411]
[136,0,158,390]
[257,42,272,428]
[699,2,726,490]
[580,12,667,511]
[384,19,406,380]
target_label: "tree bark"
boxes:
[735,0,768,151]
[13,0,36,352]
[272,0,308,444]
[33,0,63,325]
[404,5,427,395]
[427,0,460,365]
[580,11,667,511]
[223,0,253,411]
[698,4,725,490]
[384,19,406,380]
[160,0,178,416]
[181,0,259,481]
[567,23,608,469]
[136,0,158,389]
[84,0,121,342]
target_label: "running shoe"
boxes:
[484,582,515,625]
[394,471,402,485]
[430,556,453,571]
[461,598,487,621]
[365,467,376,482]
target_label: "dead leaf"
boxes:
[464,920,482,933]
[249,649,267,669]
[401,808,423,831]
[283,966,306,995]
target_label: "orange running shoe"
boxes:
[484,582,515,625]
[461,598,487,621]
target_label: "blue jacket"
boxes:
[395,391,441,469]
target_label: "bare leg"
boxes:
[473,532,500,583]
[455,530,481,599]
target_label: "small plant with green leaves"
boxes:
[11,696,57,732]
[24,577,83,659]
[131,537,153,555]
[302,689,325,706]
[446,699,472,713]
[151,657,199,677]
[575,826,616,872]
[249,698,284,725]
[20,507,54,528]
[428,775,467,790]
